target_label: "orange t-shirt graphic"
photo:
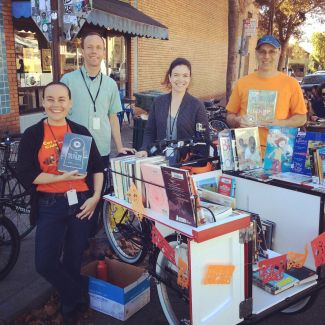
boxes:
[37,122,88,193]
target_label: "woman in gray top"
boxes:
[137,57,209,161]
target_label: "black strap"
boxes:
[80,69,103,113]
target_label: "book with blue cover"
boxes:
[264,126,298,173]
[58,133,92,175]
[291,131,325,175]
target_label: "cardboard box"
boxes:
[82,259,150,321]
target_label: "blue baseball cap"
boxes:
[256,35,281,49]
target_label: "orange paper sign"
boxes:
[203,265,235,285]
[311,232,325,268]
[287,244,308,269]
[126,182,145,220]
[177,257,189,289]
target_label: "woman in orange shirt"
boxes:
[16,82,103,324]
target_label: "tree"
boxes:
[311,32,325,69]
[255,0,325,70]
[226,0,253,101]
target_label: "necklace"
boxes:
[46,118,69,155]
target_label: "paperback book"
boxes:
[58,133,92,175]
[234,127,262,171]
[161,166,197,227]
[269,172,312,185]
[200,201,233,223]
[240,168,277,183]
[291,131,325,175]
[264,126,298,173]
[218,129,234,171]
[141,163,169,216]
[285,266,317,285]
[247,89,277,125]
[217,175,235,197]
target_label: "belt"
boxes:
[38,192,67,197]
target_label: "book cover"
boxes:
[286,266,317,285]
[317,147,325,185]
[264,126,298,173]
[200,201,233,223]
[291,131,325,175]
[240,168,277,183]
[261,219,275,250]
[58,133,92,175]
[161,166,196,227]
[197,188,236,208]
[247,89,277,125]
[234,127,262,171]
[252,271,298,295]
[217,175,235,197]
[140,163,169,216]
[270,171,312,185]
[218,129,234,171]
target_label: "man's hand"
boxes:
[238,115,258,127]
[136,150,148,158]
[117,147,137,155]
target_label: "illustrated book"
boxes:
[285,266,317,285]
[217,175,235,197]
[291,131,325,176]
[247,89,277,125]
[234,127,262,171]
[218,129,234,171]
[264,126,298,173]
[58,133,92,175]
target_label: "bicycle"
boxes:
[0,197,21,281]
[0,134,34,239]
[204,98,230,139]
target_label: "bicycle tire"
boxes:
[2,177,34,239]
[0,216,20,281]
[102,201,147,264]
[153,234,190,325]
[281,293,317,314]
[209,118,229,138]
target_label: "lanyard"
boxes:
[46,119,69,155]
[168,96,181,140]
[80,69,103,113]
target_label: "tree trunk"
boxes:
[278,40,289,71]
[226,0,240,102]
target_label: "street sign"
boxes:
[244,18,257,37]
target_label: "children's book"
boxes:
[247,89,277,125]
[252,271,299,295]
[291,131,325,175]
[316,147,325,185]
[217,175,235,197]
[264,126,298,173]
[261,219,275,250]
[140,163,169,216]
[234,127,262,171]
[269,171,312,185]
[58,133,92,175]
[192,170,222,193]
[200,201,233,223]
[161,166,196,227]
[218,130,234,171]
[240,168,277,183]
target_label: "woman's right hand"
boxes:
[135,150,148,158]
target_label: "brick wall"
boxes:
[130,1,258,100]
[0,0,20,135]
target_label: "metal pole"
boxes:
[238,19,245,79]
[51,0,61,82]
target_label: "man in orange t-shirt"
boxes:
[226,35,307,151]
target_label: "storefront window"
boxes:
[60,38,83,75]
[15,30,53,114]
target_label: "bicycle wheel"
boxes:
[0,216,20,281]
[153,234,190,325]
[3,177,34,239]
[209,118,229,138]
[281,294,317,314]
[102,201,147,264]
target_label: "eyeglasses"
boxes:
[256,49,278,56]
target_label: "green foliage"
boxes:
[311,32,325,69]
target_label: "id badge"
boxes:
[66,189,78,206]
[93,117,100,130]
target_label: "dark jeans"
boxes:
[89,155,109,237]
[35,191,92,310]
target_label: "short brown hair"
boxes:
[162,57,192,88]
[81,31,105,49]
